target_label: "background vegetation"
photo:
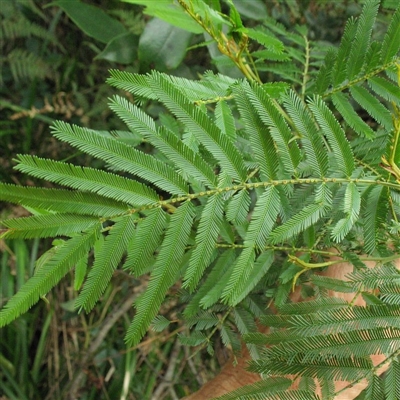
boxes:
[0,1,398,399]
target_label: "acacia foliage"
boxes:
[1,0,400,397]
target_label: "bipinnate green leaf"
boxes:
[310,275,355,295]
[332,92,375,140]
[178,331,208,347]
[1,3,400,390]
[247,82,301,176]
[331,182,361,242]
[0,228,99,327]
[314,47,337,95]
[107,70,156,100]
[368,76,400,106]
[109,95,218,187]
[151,315,171,332]
[215,100,237,142]
[284,91,329,177]
[364,374,384,400]
[0,214,99,239]
[346,0,380,80]
[363,185,388,253]
[74,254,88,291]
[123,208,166,276]
[0,182,129,217]
[108,95,156,137]
[245,186,280,250]
[249,353,372,383]
[266,305,400,339]
[50,121,188,195]
[14,155,159,206]
[270,185,331,245]
[185,310,219,330]
[331,17,357,86]
[184,249,235,316]
[232,250,275,306]
[265,327,400,362]
[380,3,400,64]
[125,201,195,346]
[220,324,241,352]
[308,96,354,177]
[183,193,224,290]
[223,187,280,304]
[75,215,136,312]
[226,189,250,225]
[245,26,285,53]
[350,86,393,130]
[155,126,218,187]
[232,80,278,180]
[385,359,400,400]
[148,71,247,182]
[213,377,292,400]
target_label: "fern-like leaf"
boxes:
[215,100,236,142]
[6,49,50,82]
[247,82,301,176]
[273,305,400,338]
[214,377,292,400]
[350,86,393,130]
[226,189,251,225]
[223,187,280,304]
[123,207,166,276]
[51,121,188,195]
[314,47,337,95]
[284,91,329,177]
[232,80,279,179]
[184,249,235,316]
[156,126,218,187]
[148,71,247,182]
[74,254,88,291]
[109,96,218,187]
[331,17,357,86]
[269,185,331,245]
[75,215,136,312]
[331,182,361,242]
[108,95,156,137]
[0,228,99,327]
[232,250,275,306]
[385,359,400,400]
[380,3,400,64]
[125,201,195,346]
[0,183,129,217]
[363,185,389,253]
[346,0,380,80]
[183,193,224,290]
[0,214,99,239]
[331,92,375,140]
[14,155,159,206]
[347,264,400,290]
[368,76,400,106]
[249,354,372,384]
[308,96,354,177]
[264,327,400,361]
[365,374,384,400]
[107,70,156,100]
